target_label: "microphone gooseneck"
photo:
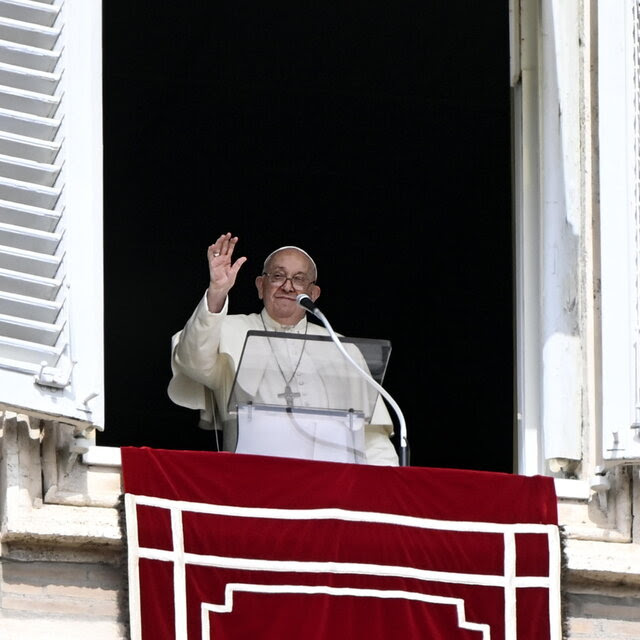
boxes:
[295,292,409,466]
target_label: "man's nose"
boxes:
[281,277,295,291]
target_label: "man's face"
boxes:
[256,249,320,325]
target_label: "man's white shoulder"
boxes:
[306,320,334,337]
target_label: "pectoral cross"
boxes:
[278,384,301,407]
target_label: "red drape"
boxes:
[122,448,560,640]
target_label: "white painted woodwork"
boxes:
[599,0,640,461]
[0,0,103,428]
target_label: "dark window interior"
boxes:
[101,2,513,472]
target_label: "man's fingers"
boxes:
[219,233,238,257]
[230,255,248,276]
[209,233,239,260]
[208,237,245,288]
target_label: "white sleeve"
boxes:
[172,293,228,387]
[167,293,229,413]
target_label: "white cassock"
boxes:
[168,293,399,466]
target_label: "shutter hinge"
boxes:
[605,430,624,455]
[590,466,611,512]
[34,360,76,390]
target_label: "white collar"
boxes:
[260,309,307,333]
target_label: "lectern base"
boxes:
[235,404,366,464]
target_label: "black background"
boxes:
[100,2,513,472]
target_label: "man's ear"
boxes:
[255,275,265,300]
[310,284,321,302]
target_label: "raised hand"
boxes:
[206,233,247,313]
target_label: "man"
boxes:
[168,232,398,465]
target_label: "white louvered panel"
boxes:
[0,152,60,185]
[0,199,60,230]
[0,335,62,367]
[0,17,59,49]
[0,0,104,428]
[0,85,60,117]
[0,0,103,427]
[0,0,63,384]
[0,37,60,71]
[0,1,60,28]
[0,244,61,278]
[0,129,59,162]
[0,266,61,299]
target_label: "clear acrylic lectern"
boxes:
[227,330,391,464]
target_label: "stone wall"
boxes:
[0,558,126,640]
[0,414,125,639]
[559,466,640,639]
[565,585,640,639]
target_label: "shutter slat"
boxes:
[0,198,60,231]
[0,266,61,299]
[0,128,58,162]
[0,105,60,139]
[0,16,60,49]
[0,1,60,29]
[0,334,61,366]
[0,152,60,186]
[0,38,59,72]
[0,61,59,94]
[0,310,62,345]
[0,243,61,277]
[0,175,60,207]
[0,84,60,117]
[0,288,60,322]
[0,220,60,253]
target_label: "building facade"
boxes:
[1,1,640,638]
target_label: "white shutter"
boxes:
[599,0,640,461]
[0,0,103,428]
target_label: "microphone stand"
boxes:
[298,296,409,467]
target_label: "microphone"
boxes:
[296,293,319,315]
